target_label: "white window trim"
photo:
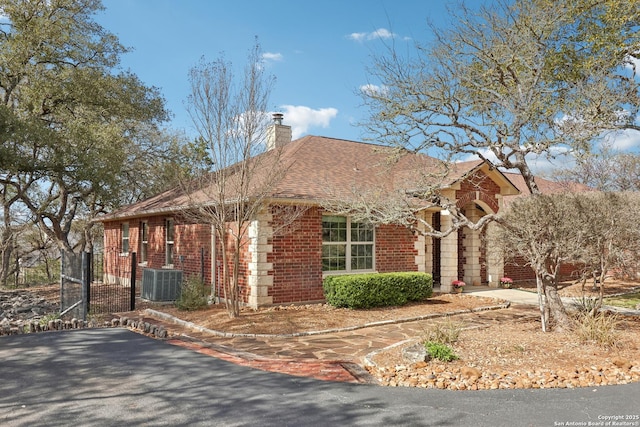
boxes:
[120,222,130,255]
[138,221,149,266]
[322,216,375,275]
[164,218,175,268]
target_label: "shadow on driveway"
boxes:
[0,329,638,426]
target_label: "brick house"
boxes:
[99,117,552,308]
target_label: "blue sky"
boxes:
[96,0,639,174]
[97,0,468,142]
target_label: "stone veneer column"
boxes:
[416,212,433,274]
[485,221,504,288]
[463,206,482,286]
[247,209,274,307]
[439,210,458,293]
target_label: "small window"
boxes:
[139,221,148,263]
[322,216,374,272]
[165,218,174,266]
[121,223,130,254]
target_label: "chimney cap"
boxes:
[272,112,284,125]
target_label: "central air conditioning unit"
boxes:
[141,268,183,301]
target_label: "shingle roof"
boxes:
[502,172,591,205]
[271,135,483,199]
[99,135,505,221]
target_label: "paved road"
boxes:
[1,329,638,426]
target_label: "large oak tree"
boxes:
[360,0,640,330]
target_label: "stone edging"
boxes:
[0,315,171,340]
[143,302,511,339]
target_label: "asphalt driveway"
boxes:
[0,328,638,426]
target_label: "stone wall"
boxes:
[0,289,168,339]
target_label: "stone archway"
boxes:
[418,191,505,291]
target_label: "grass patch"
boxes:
[604,292,640,309]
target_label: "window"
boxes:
[322,215,374,272]
[121,223,129,254]
[139,221,148,263]
[165,218,174,266]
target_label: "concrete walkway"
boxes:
[461,285,542,304]
[464,285,640,314]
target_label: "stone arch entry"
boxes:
[434,191,500,291]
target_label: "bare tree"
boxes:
[358,0,640,330]
[557,143,640,192]
[183,40,303,318]
[570,192,640,313]
[490,192,640,331]
[489,195,576,331]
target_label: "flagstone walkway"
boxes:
[137,287,544,383]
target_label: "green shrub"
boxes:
[323,272,432,309]
[424,341,459,362]
[175,276,208,311]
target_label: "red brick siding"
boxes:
[456,171,502,213]
[103,207,423,306]
[173,221,212,283]
[269,206,324,304]
[268,208,419,305]
[504,256,579,283]
[209,223,251,304]
[375,224,418,273]
[103,216,213,287]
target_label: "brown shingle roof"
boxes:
[99,135,501,221]
[501,172,592,206]
[271,135,482,200]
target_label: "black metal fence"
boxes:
[60,249,137,320]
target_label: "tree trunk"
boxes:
[229,239,241,318]
[535,274,549,332]
[544,278,573,331]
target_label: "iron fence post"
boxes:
[82,251,91,321]
[130,252,137,311]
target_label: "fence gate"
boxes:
[60,250,137,320]
[60,250,89,321]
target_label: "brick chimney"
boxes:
[266,112,292,150]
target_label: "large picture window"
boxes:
[322,215,374,272]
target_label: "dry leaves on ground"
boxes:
[147,293,503,335]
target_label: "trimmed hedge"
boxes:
[323,272,433,309]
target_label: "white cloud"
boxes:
[601,129,640,151]
[624,54,640,75]
[278,105,338,139]
[262,52,283,64]
[359,83,388,96]
[348,28,396,42]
